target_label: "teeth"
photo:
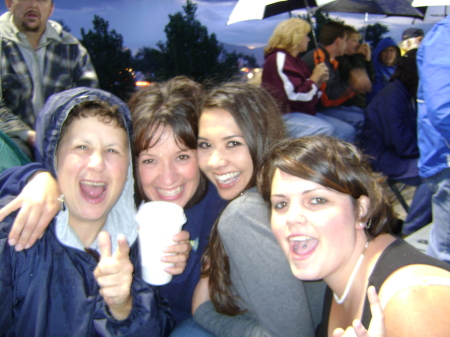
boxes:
[80,181,106,186]
[290,236,313,242]
[157,186,183,197]
[215,172,240,184]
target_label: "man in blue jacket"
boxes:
[417,14,450,263]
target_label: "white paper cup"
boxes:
[136,201,186,285]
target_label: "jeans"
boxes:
[395,176,433,236]
[169,317,215,337]
[426,167,450,263]
[282,112,355,143]
[318,106,365,142]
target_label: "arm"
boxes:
[195,192,316,337]
[279,53,324,102]
[73,42,99,88]
[195,301,273,337]
[377,90,419,158]
[0,196,16,334]
[319,60,355,107]
[419,23,450,142]
[383,283,450,336]
[0,103,33,142]
[0,165,60,251]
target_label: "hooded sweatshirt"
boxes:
[0,88,173,336]
[0,11,98,140]
[367,37,400,103]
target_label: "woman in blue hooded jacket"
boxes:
[0,88,173,336]
[366,37,400,104]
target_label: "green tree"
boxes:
[359,23,390,50]
[155,0,239,84]
[132,46,161,81]
[81,15,135,100]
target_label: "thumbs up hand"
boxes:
[94,231,134,320]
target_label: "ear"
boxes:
[5,0,12,11]
[355,195,370,228]
[50,2,55,17]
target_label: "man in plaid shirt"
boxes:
[1,0,98,159]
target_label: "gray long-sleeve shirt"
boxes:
[194,188,325,337]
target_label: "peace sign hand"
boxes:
[94,231,134,320]
[333,286,386,337]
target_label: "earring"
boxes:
[366,218,372,229]
[57,194,65,211]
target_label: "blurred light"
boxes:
[136,81,151,87]
[247,73,254,79]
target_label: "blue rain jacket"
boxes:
[417,15,450,178]
[361,79,419,179]
[367,37,400,103]
[0,88,173,336]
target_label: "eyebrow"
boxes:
[271,188,327,198]
[197,135,244,141]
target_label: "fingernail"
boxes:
[15,244,23,252]
[161,256,168,262]
[8,238,16,246]
[25,243,30,249]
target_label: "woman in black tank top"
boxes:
[258,136,450,337]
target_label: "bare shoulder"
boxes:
[379,264,450,337]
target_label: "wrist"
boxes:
[108,296,133,321]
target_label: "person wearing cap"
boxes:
[399,27,424,56]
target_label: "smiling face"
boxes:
[270,169,368,283]
[197,108,253,200]
[380,46,398,66]
[56,116,129,230]
[6,0,54,35]
[137,126,200,208]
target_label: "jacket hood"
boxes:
[373,37,400,68]
[34,87,138,252]
[0,11,63,45]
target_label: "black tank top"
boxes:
[316,238,450,336]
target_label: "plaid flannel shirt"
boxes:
[0,15,98,140]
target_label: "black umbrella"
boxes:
[263,0,319,19]
[265,0,321,47]
[318,0,425,18]
[318,0,424,41]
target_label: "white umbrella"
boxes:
[412,0,450,6]
[227,0,281,25]
[227,0,334,25]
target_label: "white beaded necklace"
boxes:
[333,242,369,305]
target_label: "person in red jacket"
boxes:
[262,18,355,142]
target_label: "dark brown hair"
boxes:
[201,82,286,315]
[128,76,208,208]
[390,49,418,97]
[319,21,347,46]
[59,100,126,143]
[257,136,397,239]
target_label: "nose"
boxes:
[207,148,227,169]
[88,151,106,171]
[159,160,178,186]
[286,204,307,227]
